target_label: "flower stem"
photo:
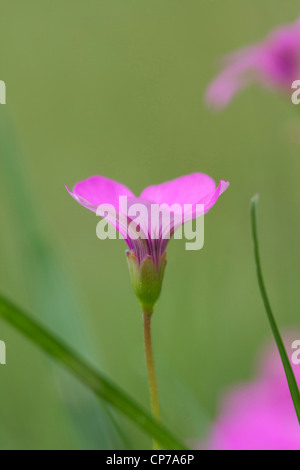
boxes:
[143,310,161,449]
[250,195,300,424]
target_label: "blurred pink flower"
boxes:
[206,336,300,450]
[66,173,229,265]
[206,18,300,109]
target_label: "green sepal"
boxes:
[126,251,167,313]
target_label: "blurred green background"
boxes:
[0,0,300,449]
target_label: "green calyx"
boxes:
[126,251,167,313]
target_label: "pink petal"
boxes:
[208,382,300,450]
[205,336,300,450]
[66,175,135,212]
[140,173,229,219]
[66,175,137,246]
[205,18,300,109]
[205,47,262,109]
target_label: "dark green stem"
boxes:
[250,195,300,425]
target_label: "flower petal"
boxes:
[140,173,229,218]
[205,47,261,109]
[66,175,135,212]
[206,338,300,450]
[205,18,300,109]
[66,176,138,249]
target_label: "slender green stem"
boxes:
[143,310,161,449]
[250,195,300,425]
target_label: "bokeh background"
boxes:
[0,0,299,449]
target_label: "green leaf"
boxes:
[250,195,300,424]
[0,111,126,449]
[0,293,187,450]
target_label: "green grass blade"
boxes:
[0,111,126,449]
[250,195,300,424]
[0,293,187,450]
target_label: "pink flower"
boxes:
[67,173,229,310]
[67,173,229,263]
[205,18,300,109]
[206,336,300,450]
